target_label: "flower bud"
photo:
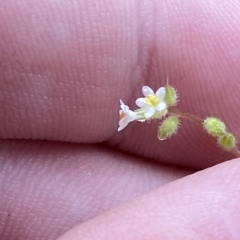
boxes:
[218,133,236,150]
[158,116,179,140]
[164,85,178,107]
[203,117,226,137]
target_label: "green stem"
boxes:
[168,108,203,125]
[168,108,240,158]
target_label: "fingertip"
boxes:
[58,159,240,240]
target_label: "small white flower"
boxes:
[118,100,139,131]
[135,86,167,119]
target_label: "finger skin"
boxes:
[1,0,240,167]
[0,140,190,240]
[0,0,140,142]
[58,158,240,240]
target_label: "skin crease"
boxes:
[0,140,191,240]
[0,0,240,239]
[59,160,240,240]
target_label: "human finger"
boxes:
[0,140,190,240]
[1,0,240,168]
[58,158,240,240]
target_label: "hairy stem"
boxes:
[229,148,240,158]
[168,108,203,125]
[168,108,240,158]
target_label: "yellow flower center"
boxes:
[120,112,126,120]
[145,94,159,107]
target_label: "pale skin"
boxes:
[1,0,240,239]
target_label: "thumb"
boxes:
[58,158,240,240]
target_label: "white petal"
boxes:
[129,112,138,121]
[155,87,166,100]
[126,113,135,121]
[118,113,137,131]
[144,107,155,118]
[118,125,123,131]
[142,86,154,97]
[120,99,125,108]
[156,102,167,111]
[122,111,137,122]
[120,100,129,111]
[135,98,147,108]
[118,119,129,131]
[137,118,147,122]
[118,124,126,131]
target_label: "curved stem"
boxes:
[168,108,240,158]
[229,148,240,158]
[168,108,203,125]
